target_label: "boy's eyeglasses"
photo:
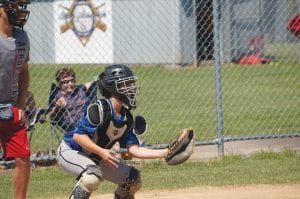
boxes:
[60,79,75,85]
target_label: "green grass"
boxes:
[27,62,300,152]
[0,150,299,199]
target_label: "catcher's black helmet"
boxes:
[98,64,139,110]
[0,0,30,28]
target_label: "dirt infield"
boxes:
[191,137,300,160]
[92,184,300,199]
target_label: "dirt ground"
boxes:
[92,184,300,199]
[190,137,300,160]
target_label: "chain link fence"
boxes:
[2,0,299,164]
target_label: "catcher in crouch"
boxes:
[56,64,195,199]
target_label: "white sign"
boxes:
[54,0,113,64]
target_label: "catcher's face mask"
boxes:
[115,76,139,110]
[2,0,30,28]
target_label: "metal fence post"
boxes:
[213,0,224,156]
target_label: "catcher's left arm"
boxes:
[165,128,195,165]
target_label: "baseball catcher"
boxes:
[56,64,195,199]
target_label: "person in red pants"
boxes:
[0,0,31,198]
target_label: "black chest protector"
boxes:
[86,99,134,150]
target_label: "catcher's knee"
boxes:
[70,165,103,199]
[126,167,141,193]
[117,167,141,198]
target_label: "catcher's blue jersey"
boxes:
[63,99,139,153]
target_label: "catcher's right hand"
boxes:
[165,128,195,165]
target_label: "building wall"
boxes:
[26,0,196,65]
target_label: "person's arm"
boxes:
[119,129,168,159]
[49,96,66,119]
[83,80,96,90]
[73,133,120,168]
[17,62,29,110]
[17,61,29,124]
[127,144,169,159]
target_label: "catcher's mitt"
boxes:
[165,128,195,165]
